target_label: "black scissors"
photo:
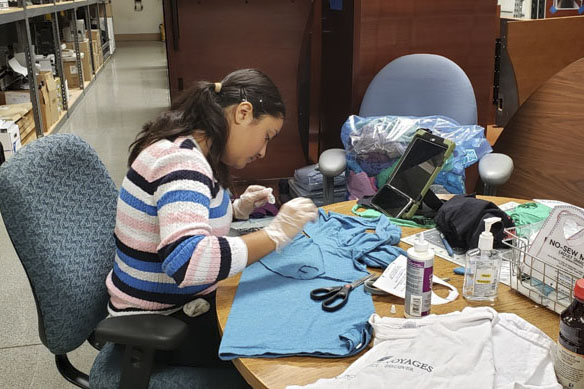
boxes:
[310,274,374,312]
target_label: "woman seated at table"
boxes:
[105,69,318,372]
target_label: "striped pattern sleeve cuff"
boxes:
[224,236,248,278]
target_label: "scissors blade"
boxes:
[350,274,374,288]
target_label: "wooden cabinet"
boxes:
[162,0,320,181]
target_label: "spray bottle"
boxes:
[463,217,502,302]
[404,232,435,318]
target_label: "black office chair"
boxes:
[319,54,514,203]
[0,134,247,388]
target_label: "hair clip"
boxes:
[240,88,248,102]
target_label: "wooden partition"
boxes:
[494,58,584,207]
[163,0,320,181]
[497,16,584,126]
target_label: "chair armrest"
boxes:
[94,314,188,351]
[319,148,346,177]
[478,153,514,186]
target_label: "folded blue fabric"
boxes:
[218,210,405,360]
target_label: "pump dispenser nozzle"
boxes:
[478,217,502,250]
[414,231,429,253]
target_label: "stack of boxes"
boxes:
[37,71,60,130]
[89,29,103,71]
[64,40,92,85]
[62,20,92,89]
[15,105,36,144]
[0,103,37,146]
[0,102,25,158]
[0,71,61,134]
[0,119,21,159]
[62,51,81,89]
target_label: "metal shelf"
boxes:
[55,2,80,12]
[0,0,105,26]
[0,8,25,24]
[24,3,57,19]
[1,0,112,138]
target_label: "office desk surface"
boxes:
[216,196,561,389]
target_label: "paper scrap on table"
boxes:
[8,57,28,77]
[498,201,521,212]
[373,255,459,305]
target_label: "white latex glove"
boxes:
[232,185,276,220]
[263,197,319,251]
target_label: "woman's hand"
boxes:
[263,197,318,251]
[232,185,276,220]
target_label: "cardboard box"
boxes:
[0,120,22,159]
[91,40,103,70]
[18,112,36,145]
[63,58,82,89]
[0,102,32,121]
[87,29,101,44]
[65,40,92,81]
[38,71,59,129]
[54,77,63,111]
[0,90,30,105]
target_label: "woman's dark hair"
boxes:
[128,68,285,188]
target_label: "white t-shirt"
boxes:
[288,307,560,389]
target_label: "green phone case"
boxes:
[375,129,455,220]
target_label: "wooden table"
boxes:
[216,196,561,389]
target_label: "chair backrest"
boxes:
[359,54,478,125]
[0,134,118,355]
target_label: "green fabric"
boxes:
[375,162,398,189]
[506,202,552,226]
[351,201,550,231]
[351,204,435,229]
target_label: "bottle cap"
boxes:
[414,231,429,252]
[478,217,501,251]
[574,279,584,300]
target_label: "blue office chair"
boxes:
[0,134,247,389]
[319,54,513,203]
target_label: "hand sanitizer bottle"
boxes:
[463,217,502,303]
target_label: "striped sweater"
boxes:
[106,136,248,315]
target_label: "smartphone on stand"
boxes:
[371,129,454,219]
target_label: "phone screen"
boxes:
[390,137,448,200]
[371,134,448,218]
[371,185,412,218]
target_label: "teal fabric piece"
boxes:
[506,202,552,226]
[375,161,398,188]
[351,204,436,229]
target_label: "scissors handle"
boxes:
[321,284,351,312]
[310,286,343,301]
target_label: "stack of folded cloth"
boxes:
[288,164,346,206]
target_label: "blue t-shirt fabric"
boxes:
[218,210,405,360]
